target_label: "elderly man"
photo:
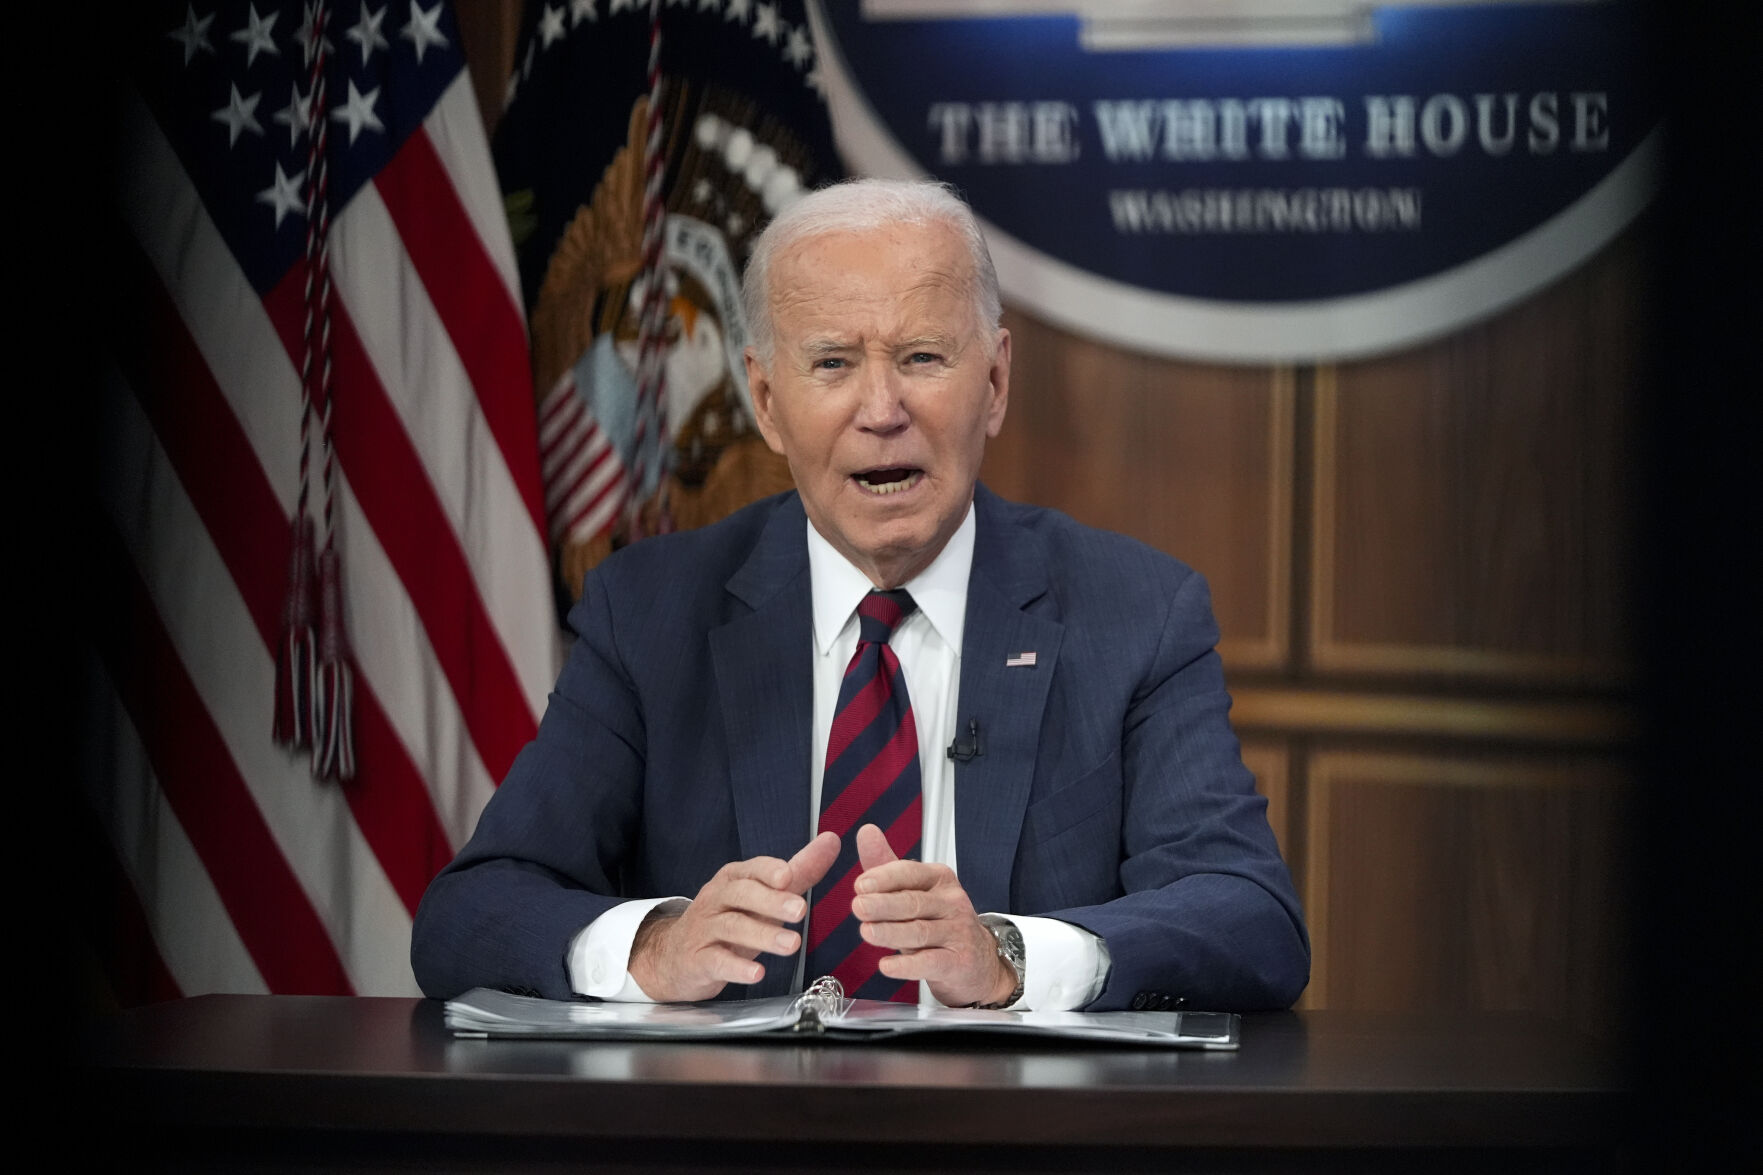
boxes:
[411,179,1308,1013]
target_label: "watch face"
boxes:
[992,922,1025,967]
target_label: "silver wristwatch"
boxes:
[977,914,1026,1009]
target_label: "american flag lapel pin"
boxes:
[1005,651,1037,668]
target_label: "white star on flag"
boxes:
[331,78,385,145]
[402,2,451,64]
[169,5,216,66]
[783,25,811,68]
[753,3,782,45]
[231,5,282,68]
[570,0,599,25]
[539,5,568,49]
[213,84,265,147]
[348,4,391,64]
[256,161,306,228]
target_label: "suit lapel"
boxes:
[709,495,814,885]
[953,487,1062,916]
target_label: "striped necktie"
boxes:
[807,589,922,1003]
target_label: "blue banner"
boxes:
[814,1,1659,361]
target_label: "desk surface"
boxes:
[77,996,1622,1172]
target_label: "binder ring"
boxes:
[801,974,849,1021]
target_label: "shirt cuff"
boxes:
[566,897,688,1000]
[994,914,1111,1012]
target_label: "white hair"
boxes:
[741,178,1002,366]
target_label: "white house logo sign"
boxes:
[813,0,1659,362]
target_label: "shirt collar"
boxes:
[806,503,976,658]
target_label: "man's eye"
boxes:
[813,357,847,371]
[907,352,940,365]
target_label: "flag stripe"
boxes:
[564,469,628,543]
[552,434,619,518]
[542,418,605,498]
[423,75,527,328]
[327,176,554,722]
[114,236,453,920]
[260,269,538,782]
[376,121,547,539]
[539,378,627,545]
[541,411,600,486]
[118,89,307,528]
[539,380,584,442]
[336,465,499,854]
[81,647,259,999]
[93,514,354,995]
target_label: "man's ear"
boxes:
[744,348,787,456]
[984,327,1011,439]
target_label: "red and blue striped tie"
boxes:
[807,589,922,1003]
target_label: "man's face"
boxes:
[745,221,1010,588]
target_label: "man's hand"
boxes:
[628,831,840,1002]
[850,824,1019,1008]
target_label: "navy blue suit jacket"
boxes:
[411,486,1309,1010]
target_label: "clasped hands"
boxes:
[628,825,1017,1008]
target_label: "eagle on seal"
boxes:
[527,94,829,601]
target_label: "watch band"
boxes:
[976,914,1026,1010]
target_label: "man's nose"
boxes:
[854,365,910,433]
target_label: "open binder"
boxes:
[445,977,1240,1048]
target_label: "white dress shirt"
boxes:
[568,503,1109,1009]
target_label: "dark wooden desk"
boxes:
[75,996,1622,1172]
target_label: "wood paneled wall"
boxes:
[987,235,1644,1039]
[983,340,1294,671]
[457,3,1640,1038]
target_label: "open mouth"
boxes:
[853,468,923,496]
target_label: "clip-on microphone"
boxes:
[946,718,983,763]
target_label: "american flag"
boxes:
[87,1,556,1000]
